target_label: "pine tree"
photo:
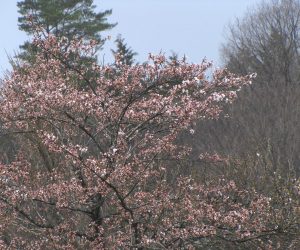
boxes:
[17,0,116,62]
[111,35,137,66]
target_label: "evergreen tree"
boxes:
[111,35,137,66]
[17,0,116,62]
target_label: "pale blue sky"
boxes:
[0,0,262,76]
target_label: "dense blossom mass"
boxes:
[0,25,288,249]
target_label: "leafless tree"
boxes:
[189,0,300,178]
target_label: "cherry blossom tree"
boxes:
[0,23,285,249]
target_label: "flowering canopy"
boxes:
[0,27,279,249]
